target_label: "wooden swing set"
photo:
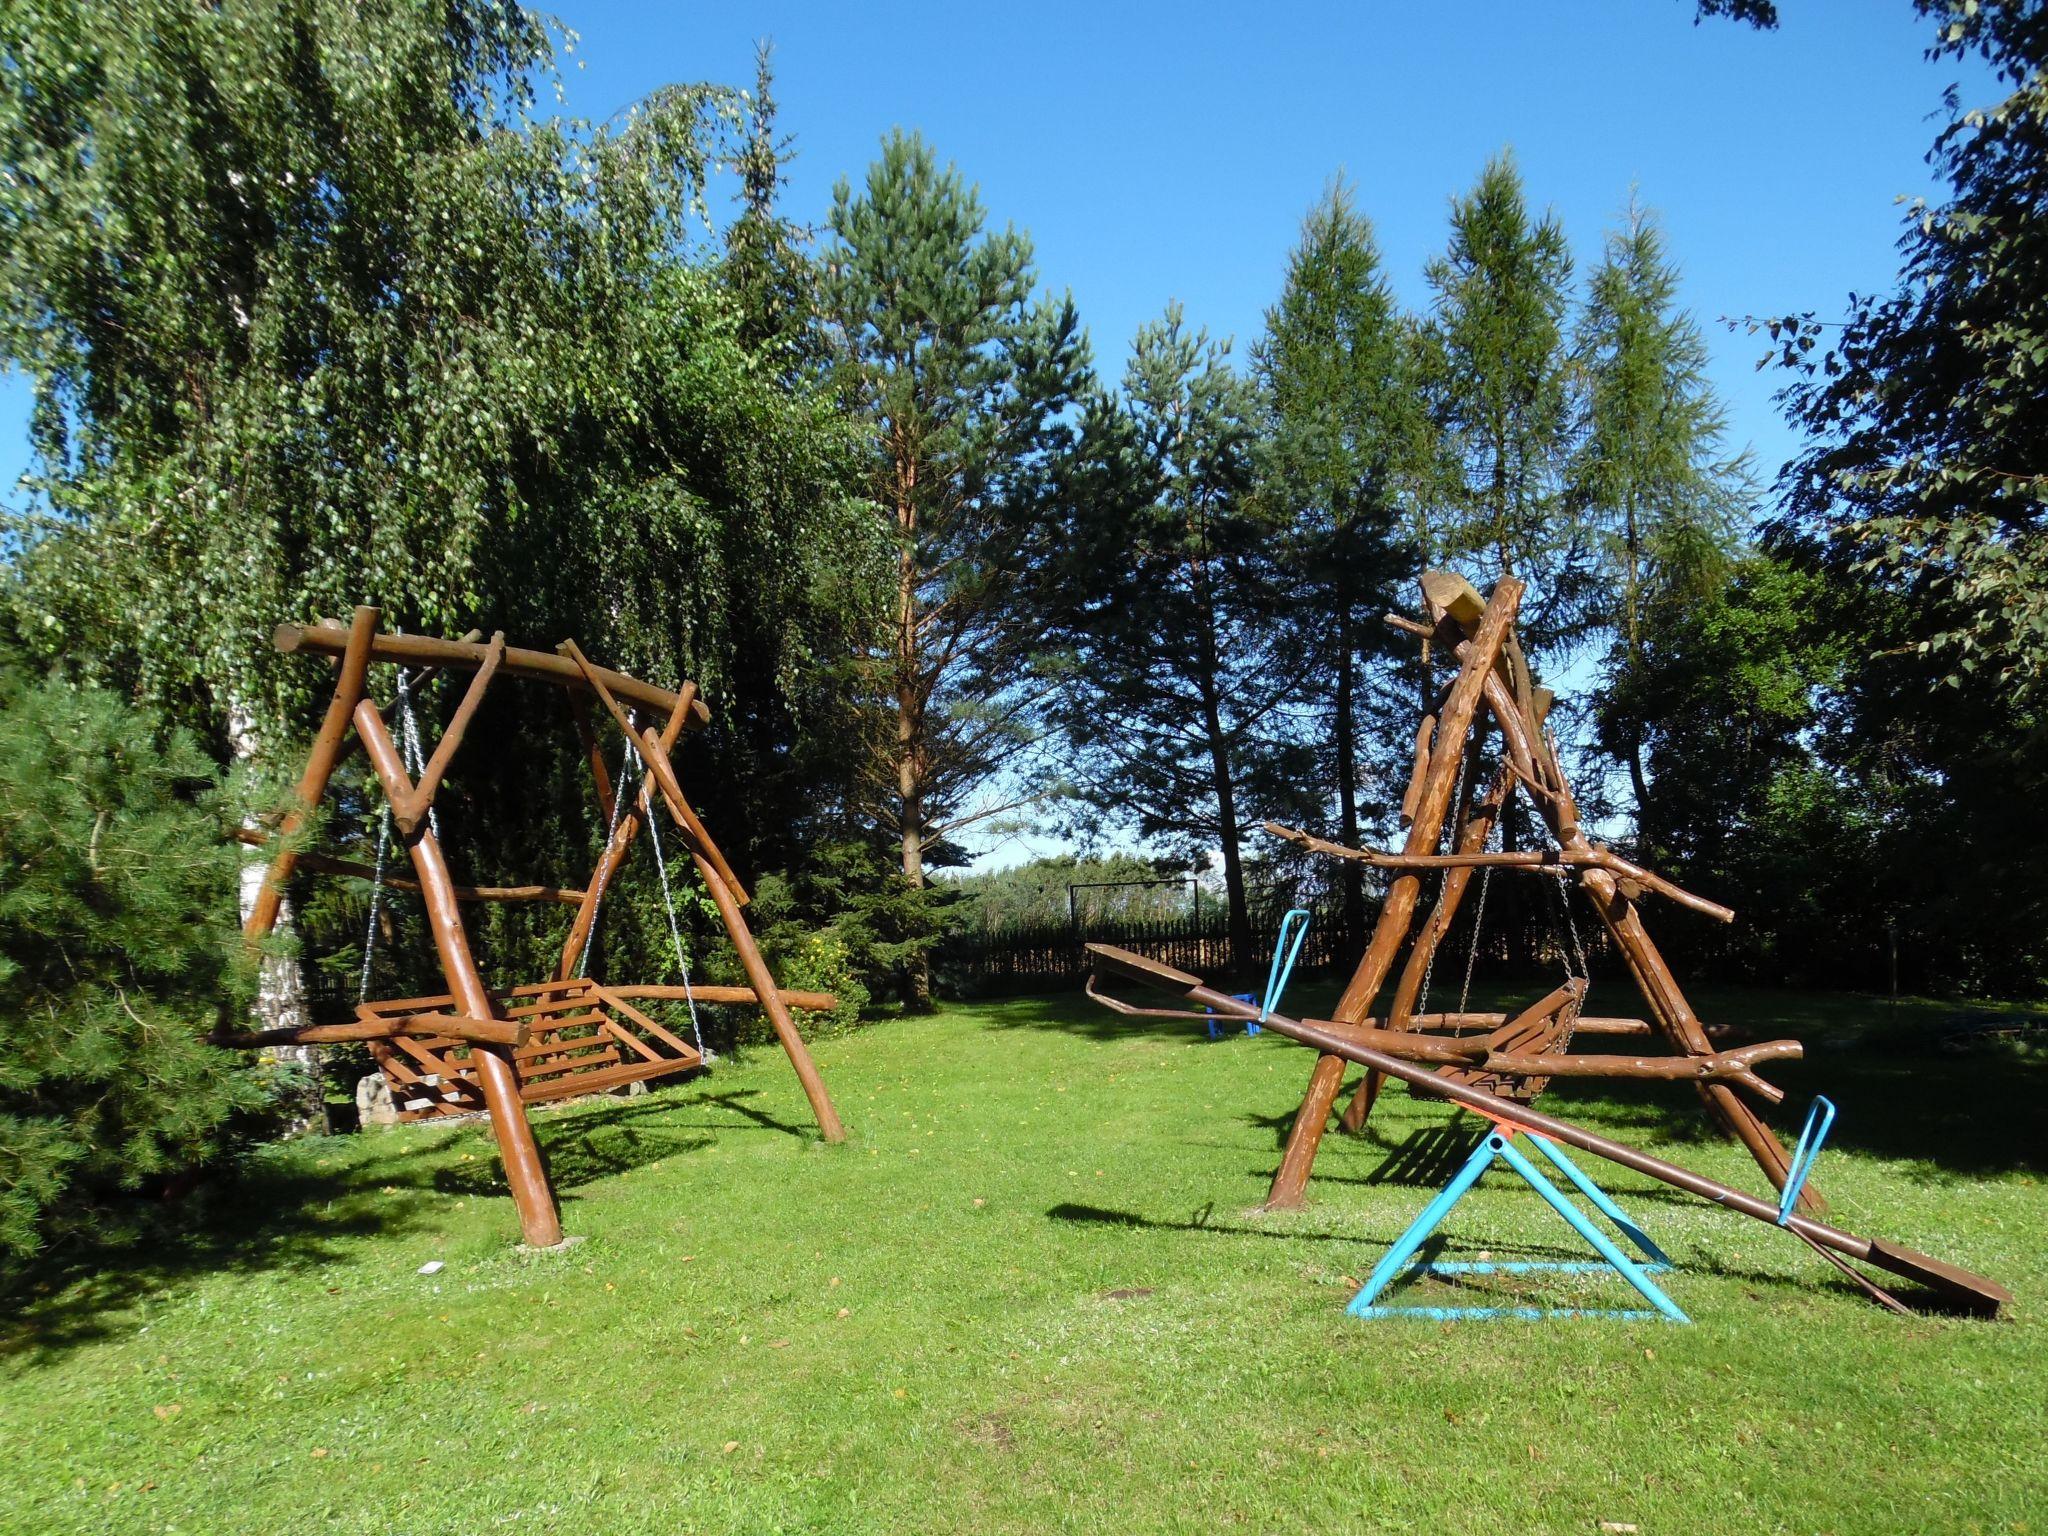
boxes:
[228,606,846,1249]
[1085,570,2012,1316]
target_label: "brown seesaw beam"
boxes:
[1085,943,2012,1318]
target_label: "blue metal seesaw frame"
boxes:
[1347,1119,1691,1324]
[1205,907,1313,1040]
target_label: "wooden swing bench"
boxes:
[230,608,849,1250]
[361,979,700,1121]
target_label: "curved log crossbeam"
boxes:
[1265,821,1736,925]
[275,620,712,729]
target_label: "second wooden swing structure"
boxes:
[1254,570,1816,1214]
[230,606,846,1249]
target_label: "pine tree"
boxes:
[1416,153,1586,655]
[0,666,266,1263]
[1052,307,1316,970]
[1255,180,1419,945]
[1576,198,1747,851]
[825,131,1091,1006]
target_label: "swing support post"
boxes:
[1263,575,1524,1210]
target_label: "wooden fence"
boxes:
[939,907,1350,996]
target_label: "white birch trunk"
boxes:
[229,698,322,1132]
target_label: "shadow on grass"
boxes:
[1,1081,809,1365]
[977,978,2045,1178]
[0,1143,442,1366]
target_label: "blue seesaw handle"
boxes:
[1777,1095,1835,1225]
[1261,908,1312,1023]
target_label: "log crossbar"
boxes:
[275,621,711,730]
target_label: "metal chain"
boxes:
[637,756,708,1061]
[357,799,393,1003]
[1458,863,1491,1016]
[394,665,439,841]
[1416,736,1476,1018]
[355,661,427,1003]
[575,714,708,1061]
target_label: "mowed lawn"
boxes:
[3,984,2043,1535]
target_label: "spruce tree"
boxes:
[1255,180,1419,945]
[0,667,265,1263]
[1576,199,1748,851]
[1051,308,1315,970]
[1416,153,1586,655]
[825,131,1091,1006]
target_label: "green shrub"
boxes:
[766,927,869,1036]
[0,668,266,1263]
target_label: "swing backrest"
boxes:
[1432,976,1587,1106]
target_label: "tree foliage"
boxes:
[0,665,268,1262]
[1255,180,1420,944]
[1050,307,1316,967]
[824,130,1090,1002]
[1416,154,1589,656]
[1772,1,2048,710]
[1577,199,1749,847]
[0,2,883,1045]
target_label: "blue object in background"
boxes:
[1205,993,1258,1042]
[1778,1095,1836,1225]
[1261,908,1311,1023]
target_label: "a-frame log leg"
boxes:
[630,723,846,1143]
[1263,577,1523,1209]
[242,606,380,944]
[687,835,848,1144]
[558,641,847,1144]
[1339,758,1514,1134]
[555,684,697,981]
[1578,870,1810,1212]
[354,699,564,1249]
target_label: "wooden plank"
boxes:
[521,1057,690,1105]
[592,986,701,1061]
[519,1046,623,1082]
[606,983,840,1012]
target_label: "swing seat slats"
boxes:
[362,977,701,1122]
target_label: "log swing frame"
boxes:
[230,606,847,1250]
[1257,570,1815,1214]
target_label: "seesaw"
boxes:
[1085,942,2012,1319]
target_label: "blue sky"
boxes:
[0,1,1990,504]
[0,0,1994,867]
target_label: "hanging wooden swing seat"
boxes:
[360,978,701,1121]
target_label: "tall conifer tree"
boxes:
[1416,153,1586,655]
[1576,199,1747,848]
[1255,181,1418,943]
[1052,308,1314,968]
[825,131,1090,1006]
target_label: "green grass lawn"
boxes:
[4,983,2044,1534]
